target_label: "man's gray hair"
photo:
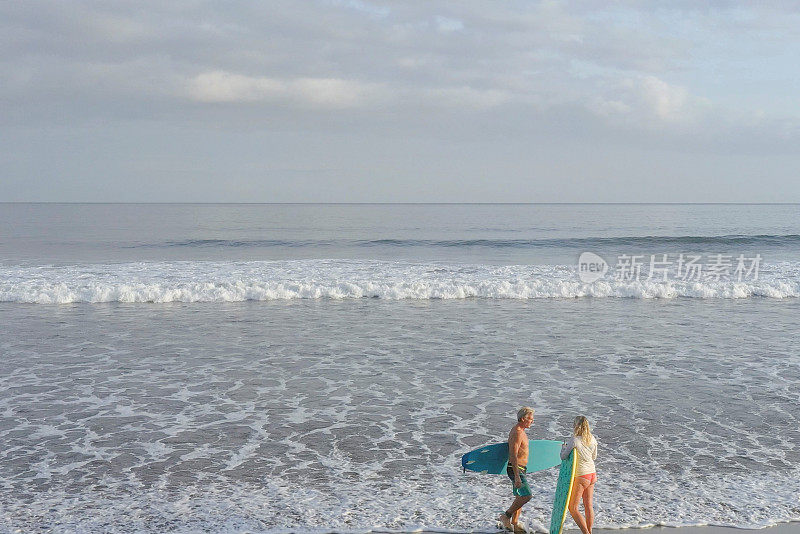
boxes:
[517,406,535,421]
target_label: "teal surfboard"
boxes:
[461,440,563,475]
[549,449,577,534]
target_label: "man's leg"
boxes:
[498,496,531,529]
[511,495,530,524]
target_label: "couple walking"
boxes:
[498,407,598,534]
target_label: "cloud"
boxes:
[186,71,389,108]
[639,75,691,121]
[324,0,391,19]
[587,75,711,128]
[420,86,510,109]
[187,71,283,103]
[185,70,515,111]
[4,1,800,202]
[434,16,464,33]
[85,11,153,43]
[2,1,799,143]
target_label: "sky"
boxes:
[1,1,799,202]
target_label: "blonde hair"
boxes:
[573,415,593,445]
[517,406,535,421]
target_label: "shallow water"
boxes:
[2,203,799,532]
[2,298,799,532]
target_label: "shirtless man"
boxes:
[498,407,535,532]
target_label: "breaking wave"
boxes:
[1,260,798,303]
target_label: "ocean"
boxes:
[1,203,799,533]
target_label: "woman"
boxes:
[561,416,597,534]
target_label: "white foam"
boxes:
[2,470,799,533]
[1,260,798,303]
[3,278,800,532]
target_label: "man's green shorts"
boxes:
[506,465,532,497]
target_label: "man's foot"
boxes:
[512,523,527,534]
[497,513,513,531]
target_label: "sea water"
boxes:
[1,203,799,533]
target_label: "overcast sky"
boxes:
[2,1,799,202]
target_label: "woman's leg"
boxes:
[568,478,590,534]
[582,481,595,533]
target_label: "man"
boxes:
[498,407,535,532]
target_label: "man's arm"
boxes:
[508,429,522,486]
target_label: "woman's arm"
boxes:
[560,437,574,460]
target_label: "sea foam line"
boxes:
[1,260,798,303]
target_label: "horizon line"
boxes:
[2,201,800,206]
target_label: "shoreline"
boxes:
[568,523,800,533]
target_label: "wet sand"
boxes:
[568,524,800,533]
